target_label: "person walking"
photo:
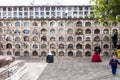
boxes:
[109,56,120,75]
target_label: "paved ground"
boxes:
[18,57,120,80]
[20,63,47,80]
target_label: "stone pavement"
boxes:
[19,62,47,80]
[18,57,120,80]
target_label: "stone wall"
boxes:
[0,19,120,57]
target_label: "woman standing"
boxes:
[46,51,54,63]
[91,51,102,62]
[109,56,120,75]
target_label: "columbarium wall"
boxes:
[0,19,120,57]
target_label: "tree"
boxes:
[90,0,120,22]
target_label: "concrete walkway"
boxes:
[20,63,47,80]
[18,57,120,80]
[38,58,120,80]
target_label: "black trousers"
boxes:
[113,41,117,48]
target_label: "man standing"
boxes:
[111,32,118,48]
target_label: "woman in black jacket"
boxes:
[94,45,101,54]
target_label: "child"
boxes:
[109,56,120,75]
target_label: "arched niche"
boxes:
[50,43,56,49]
[50,21,55,26]
[76,29,83,35]
[59,51,64,56]
[59,36,64,42]
[15,51,20,56]
[94,21,100,27]
[32,29,38,34]
[41,51,47,56]
[67,28,73,34]
[85,44,91,49]
[7,51,12,55]
[23,43,29,49]
[50,37,55,41]
[58,21,64,27]
[24,36,29,41]
[41,36,47,41]
[103,51,109,57]
[103,36,109,42]
[15,44,21,49]
[67,36,73,41]
[15,36,21,42]
[94,29,100,34]
[41,44,47,49]
[41,28,47,34]
[112,29,118,34]
[24,50,29,56]
[32,50,38,56]
[103,21,110,27]
[85,22,91,27]
[76,44,82,49]
[103,44,109,49]
[32,36,38,41]
[59,43,64,49]
[85,51,91,57]
[103,29,109,34]
[68,44,73,49]
[67,21,74,27]
[59,28,65,34]
[15,22,20,27]
[68,51,73,56]
[6,36,12,41]
[23,29,30,34]
[32,22,38,26]
[76,36,82,41]
[76,50,82,57]
[6,43,12,49]
[6,28,12,34]
[41,22,47,27]
[32,44,38,49]
[94,36,100,42]
[112,22,117,26]
[24,22,29,27]
[85,29,91,34]
[85,37,91,41]
[76,21,82,27]
[50,29,55,34]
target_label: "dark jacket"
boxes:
[94,46,101,54]
[111,34,118,42]
[46,55,54,63]
[117,44,120,49]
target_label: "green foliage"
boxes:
[116,15,120,22]
[90,0,120,22]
